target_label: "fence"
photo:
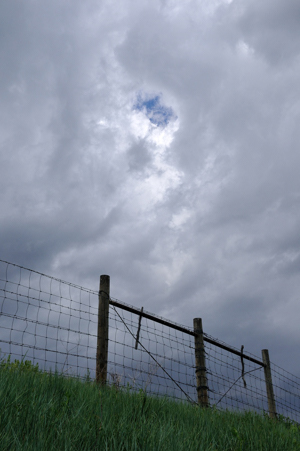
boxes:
[0,259,299,424]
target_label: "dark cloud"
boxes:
[231,0,300,64]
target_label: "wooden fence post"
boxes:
[194,318,209,407]
[262,349,277,419]
[96,275,110,385]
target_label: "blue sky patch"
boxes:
[134,94,174,127]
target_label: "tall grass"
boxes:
[0,353,299,450]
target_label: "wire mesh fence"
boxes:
[0,259,299,424]
[204,337,268,412]
[203,334,300,423]
[107,299,196,403]
[0,259,98,382]
[269,361,300,423]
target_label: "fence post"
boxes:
[262,349,277,419]
[96,275,110,385]
[194,318,209,407]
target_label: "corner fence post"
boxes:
[262,349,277,419]
[96,275,110,385]
[194,318,209,407]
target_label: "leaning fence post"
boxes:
[194,318,209,407]
[96,275,110,386]
[262,349,277,419]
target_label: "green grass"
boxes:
[0,354,299,450]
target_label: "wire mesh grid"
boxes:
[203,333,300,424]
[0,260,99,382]
[270,361,300,423]
[204,337,267,412]
[106,300,197,404]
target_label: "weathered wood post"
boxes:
[96,275,110,385]
[262,349,277,419]
[194,318,209,407]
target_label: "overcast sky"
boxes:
[1,0,300,383]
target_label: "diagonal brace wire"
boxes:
[111,304,197,405]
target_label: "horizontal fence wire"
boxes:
[0,259,299,424]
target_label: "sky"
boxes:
[1,0,300,385]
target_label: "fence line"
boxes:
[0,259,299,424]
[110,295,265,368]
[105,294,277,414]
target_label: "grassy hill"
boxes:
[0,354,299,450]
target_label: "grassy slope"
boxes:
[0,359,299,451]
